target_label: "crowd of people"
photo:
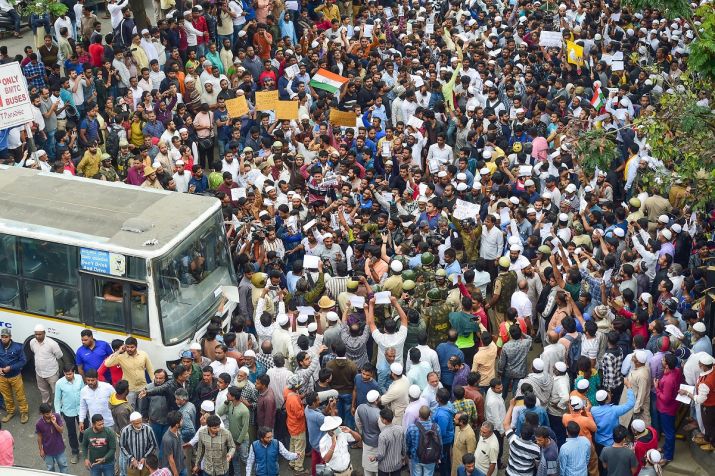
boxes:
[0,0,714,475]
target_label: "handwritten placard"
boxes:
[226,96,249,118]
[539,31,562,48]
[275,100,299,120]
[255,90,279,110]
[329,108,358,127]
[453,199,480,220]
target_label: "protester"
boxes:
[2,0,715,474]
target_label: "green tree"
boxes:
[13,0,68,17]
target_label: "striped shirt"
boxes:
[375,423,405,472]
[119,424,158,463]
[505,428,540,476]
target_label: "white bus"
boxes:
[0,166,237,370]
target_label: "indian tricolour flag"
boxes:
[591,85,606,110]
[309,68,349,94]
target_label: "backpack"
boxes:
[565,334,582,376]
[416,422,442,464]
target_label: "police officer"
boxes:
[485,256,517,334]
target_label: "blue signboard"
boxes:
[80,248,111,274]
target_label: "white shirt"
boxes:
[222,158,240,180]
[29,337,63,378]
[319,429,355,472]
[108,0,130,29]
[210,357,239,380]
[426,143,453,174]
[79,382,115,426]
[540,343,565,376]
[173,171,191,193]
[510,290,532,319]
[480,225,504,260]
[54,16,74,40]
[372,326,408,367]
[405,344,440,376]
[485,388,506,433]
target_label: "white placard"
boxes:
[0,62,34,129]
[374,291,391,304]
[418,183,428,196]
[539,222,553,239]
[221,285,241,303]
[303,254,321,269]
[539,31,562,48]
[499,207,511,225]
[384,7,393,19]
[349,295,365,308]
[611,61,624,71]
[285,64,300,79]
[425,23,435,35]
[676,384,694,404]
[286,0,299,9]
[297,305,316,316]
[610,12,621,22]
[303,218,316,232]
[407,116,423,129]
[453,198,480,220]
[488,48,502,57]
[381,192,393,203]
[230,188,246,201]
[363,24,374,38]
[381,141,391,157]
[411,74,424,88]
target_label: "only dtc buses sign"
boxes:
[0,62,33,129]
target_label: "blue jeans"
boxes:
[660,412,676,460]
[5,9,20,33]
[30,14,51,36]
[90,462,115,476]
[438,443,452,476]
[150,422,168,457]
[44,451,69,473]
[231,440,249,474]
[337,393,355,428]
[410,461,436,476]
[45,129,56,160]
[501,376,521,399]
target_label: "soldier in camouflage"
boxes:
[485,256,518,334]
[423,288,455,349]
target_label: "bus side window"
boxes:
[93,280,125,330]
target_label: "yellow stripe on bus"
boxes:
[0,307,152,341]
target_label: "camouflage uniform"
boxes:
[99,165,119,182]
[424,301,454,349]
[490,270,517,332]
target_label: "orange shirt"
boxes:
[562,409,597,442]
[284,388,306,436]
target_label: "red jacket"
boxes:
[656,366,682,416]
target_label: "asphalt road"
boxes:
[3,360,706,476]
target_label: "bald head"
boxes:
[518,279,528,291]
[547,331,559,344]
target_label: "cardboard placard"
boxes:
[407,116,423,129]
[329,108,358,127]
[374,291,391,304]
[230,187,246,201]
[255,90,279,110]
[303,254,321,269]
[275,100,299,120]
[225,96,249,118]
[539,31,562,48]
[453,198,480,220]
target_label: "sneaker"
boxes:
[1,413,14,423]
[70,454,79,464]
[20,413,28,424]
[700,444,715,452]
[693,436,707,445]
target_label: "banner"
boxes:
[329,108,358,127]
[225,96,249,118]
[255,90,279,110]
[275,101,299,120]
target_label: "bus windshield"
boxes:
[154,212,234,344]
